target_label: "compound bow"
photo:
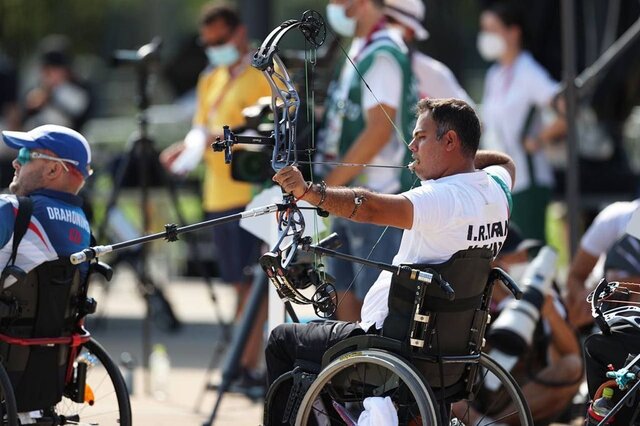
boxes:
[212,10,338,318]
[212,10,419,318]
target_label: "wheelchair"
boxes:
[265,249,534,425]
[0,258,131,425]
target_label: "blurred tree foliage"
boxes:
[0,0,207,63]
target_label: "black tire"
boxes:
[52,338,132,426]
[263,371,294,425]
[449,353,534,426]
[296,349,440,425]
[0,363,18,426]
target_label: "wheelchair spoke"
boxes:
[305,359,428,424]
[450,354,532,426]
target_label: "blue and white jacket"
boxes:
[0,189,91,288]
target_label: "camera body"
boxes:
[487,246,558,356]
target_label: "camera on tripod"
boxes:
[228,97,277,184]
[486,246,558,356]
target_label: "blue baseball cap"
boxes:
[2,124,92,178]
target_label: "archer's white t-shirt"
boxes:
[360,166,512,330]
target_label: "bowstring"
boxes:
[322,26,421,312]
[304,37,330,307]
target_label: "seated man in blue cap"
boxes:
[0,124,93,286]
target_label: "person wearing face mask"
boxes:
[450,223,582,425]
[383,0,473,106]
[160,2,271,391]
[317,0,418,322]
[478,0,566,242]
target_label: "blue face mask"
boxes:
[205,43,240,67]
[326,3,356,37]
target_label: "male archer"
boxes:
[267,98,515,399]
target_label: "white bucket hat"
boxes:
[384,0,429,41]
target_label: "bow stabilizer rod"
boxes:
[69,203,285,264]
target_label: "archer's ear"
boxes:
[44,162,64,181]
[444,130,459,152]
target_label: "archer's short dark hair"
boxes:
[199,2,241,30]
[416,98,481,158]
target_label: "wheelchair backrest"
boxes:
[0,258,85,411]
[383,248,493,390]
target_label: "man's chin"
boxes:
[8,182,22,195]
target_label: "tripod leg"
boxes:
[192,326,228,413]
[94,148,135,242]
[202,267,268,426]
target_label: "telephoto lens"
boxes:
[486,246,558,356]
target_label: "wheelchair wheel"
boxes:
[52,338,132,426]
[449,353,533,426]
[0,364,18,426]
[296,349,440,425]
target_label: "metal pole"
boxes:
[561,0,581,257]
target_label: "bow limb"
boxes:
[259,54,300,171]
[250,11,338,317]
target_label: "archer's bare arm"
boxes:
[274,165,414,229]
[474,150,516,187]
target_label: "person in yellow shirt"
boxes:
[160,2,271,388]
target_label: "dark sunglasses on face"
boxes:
[16,147,79,173]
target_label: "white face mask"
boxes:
[326,3,356,37]
[205,43,240,67]
[477,31,507,61]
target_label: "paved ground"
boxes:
[88,267,264,426]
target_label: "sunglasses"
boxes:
[16,147,79,173]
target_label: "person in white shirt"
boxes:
[317,0,418,323]
[265,98,515,404]
[383,0,474,106]
[565,199,640,328]
[478,0,565,242]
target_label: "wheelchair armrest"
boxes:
[490,267,523,299]
[90,261,113,282]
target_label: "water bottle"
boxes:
[149,344,171,400]
[120,352,135,396]
[586,387,615,425]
